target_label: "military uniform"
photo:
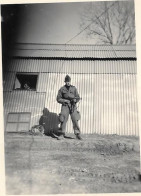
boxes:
[57,84,81,136]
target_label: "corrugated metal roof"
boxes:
[115,51,136,58]
[13,43,136,51]
[9,43,136,58]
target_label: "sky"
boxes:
[19,3,86,44]
[1,1,136,45]
[2,2,92,44]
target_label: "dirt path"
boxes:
[5,133,141,194]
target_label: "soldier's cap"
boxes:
[64,75,71,82]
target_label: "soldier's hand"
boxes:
[64,99,70,104]
[73,99,77,103]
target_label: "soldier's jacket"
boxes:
[57,85,80,105]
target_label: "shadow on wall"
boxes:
[39,108,60,135]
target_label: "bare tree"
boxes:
[80,1,135,45]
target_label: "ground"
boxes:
[5,132,141,194]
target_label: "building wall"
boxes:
[45,73,138,136]
[5,59,137,74]
[3,59,139,135]
[3,91,46,130]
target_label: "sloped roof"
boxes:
[10,43,136,59]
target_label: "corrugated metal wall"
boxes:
[5,59,137,74]
[3,91,46,128]
[3,59,139,135]
[3,72,15,91]
[44,73,139,136]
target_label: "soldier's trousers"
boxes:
[59,105,80,135]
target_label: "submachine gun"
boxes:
[67,97,82,113]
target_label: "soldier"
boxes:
[57,75,82,140]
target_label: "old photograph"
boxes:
[1,0,141,194]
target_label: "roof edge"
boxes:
[9,56,137,61]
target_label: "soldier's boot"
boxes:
[57,133,65,140]
[76,133,83,140]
